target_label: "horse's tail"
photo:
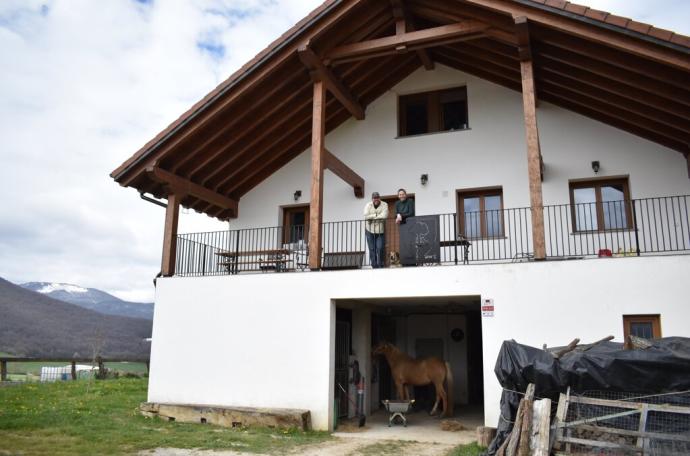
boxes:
[445,362,454,417]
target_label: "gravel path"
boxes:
[140,437,457,456]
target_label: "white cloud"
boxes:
[0,0,687,302]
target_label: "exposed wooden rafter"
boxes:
[325,149,364,198]
[326,20,489,63]
[146,166,238,218]
[390,0,434,70]
[298,45,365,120]
[463,0,690,72]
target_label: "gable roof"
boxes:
[111,0,690,220]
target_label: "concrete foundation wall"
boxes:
[150,255,690,431]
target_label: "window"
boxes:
[569,177,631,232]
[457,187,503,239]
[623,315,661,340]
[282,205,309,244]
[399,87,468,137]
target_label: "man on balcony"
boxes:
[364,192,388,268]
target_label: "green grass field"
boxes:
[0,378,485,456]
[0,378,331,455]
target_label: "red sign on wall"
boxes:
[481,298,494,317]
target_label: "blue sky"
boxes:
[0,0,688,302]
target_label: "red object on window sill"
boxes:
[598,249,613,257]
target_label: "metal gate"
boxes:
[335,321,350,418]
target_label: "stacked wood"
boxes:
[545,335,615,359]
[496,384,552,456]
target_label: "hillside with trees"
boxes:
[0,277,151,358]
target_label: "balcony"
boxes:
[174,195,690,277]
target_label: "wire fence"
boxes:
[559,390,690,455]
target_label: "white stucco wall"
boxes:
[149,255,690,431]
[228,64,689,230]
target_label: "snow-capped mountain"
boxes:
[20,282,153,320]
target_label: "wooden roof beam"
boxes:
[390,0,434,70]
[326,20,489,63]
[514,16,532,61]
[298,46,365,120]
[462,0,690,72]
[146,166,238,218]
[325,149,364,198]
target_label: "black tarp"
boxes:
[486,337,690,455]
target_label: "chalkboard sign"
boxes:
[399,215,441,266]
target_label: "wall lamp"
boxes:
[591,161,600,174]
[293,190,302,202]
[420,174,429,186]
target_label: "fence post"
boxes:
[632,200,641,256]
[97,356,105,379]
[0,360,7,381]
[453,213,459,265]
[71,360,77,380]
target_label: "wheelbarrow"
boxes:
[381,399,415,427]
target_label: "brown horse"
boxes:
[373,342,454,417]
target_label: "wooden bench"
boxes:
[321,251,365,270]
[216,249,290,274]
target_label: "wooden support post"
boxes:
[161,192,182,277]
[71,360,77,380]
[520,58,546,260]
[308,81,326,270]
[0,360,7,382]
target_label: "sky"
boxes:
[1,0,688,303]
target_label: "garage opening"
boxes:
[333,296,484,441]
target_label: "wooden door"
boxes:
[282,205,309,244]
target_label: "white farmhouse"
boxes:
[112,0,690,432]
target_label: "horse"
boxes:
[373,342,454,417]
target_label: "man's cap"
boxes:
[372,192,380,198]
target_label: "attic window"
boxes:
[398,87,468,137]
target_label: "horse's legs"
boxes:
[431,380,448,417]
[395,381,405,400]
[430,394,441,416]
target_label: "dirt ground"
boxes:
[141,437,457,456]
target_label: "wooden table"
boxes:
[216,249,291,274]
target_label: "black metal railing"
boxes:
[544,195,690,258]
[174,195,690,276]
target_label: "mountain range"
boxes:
[20,282,153,320]
[0,277,152,358]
